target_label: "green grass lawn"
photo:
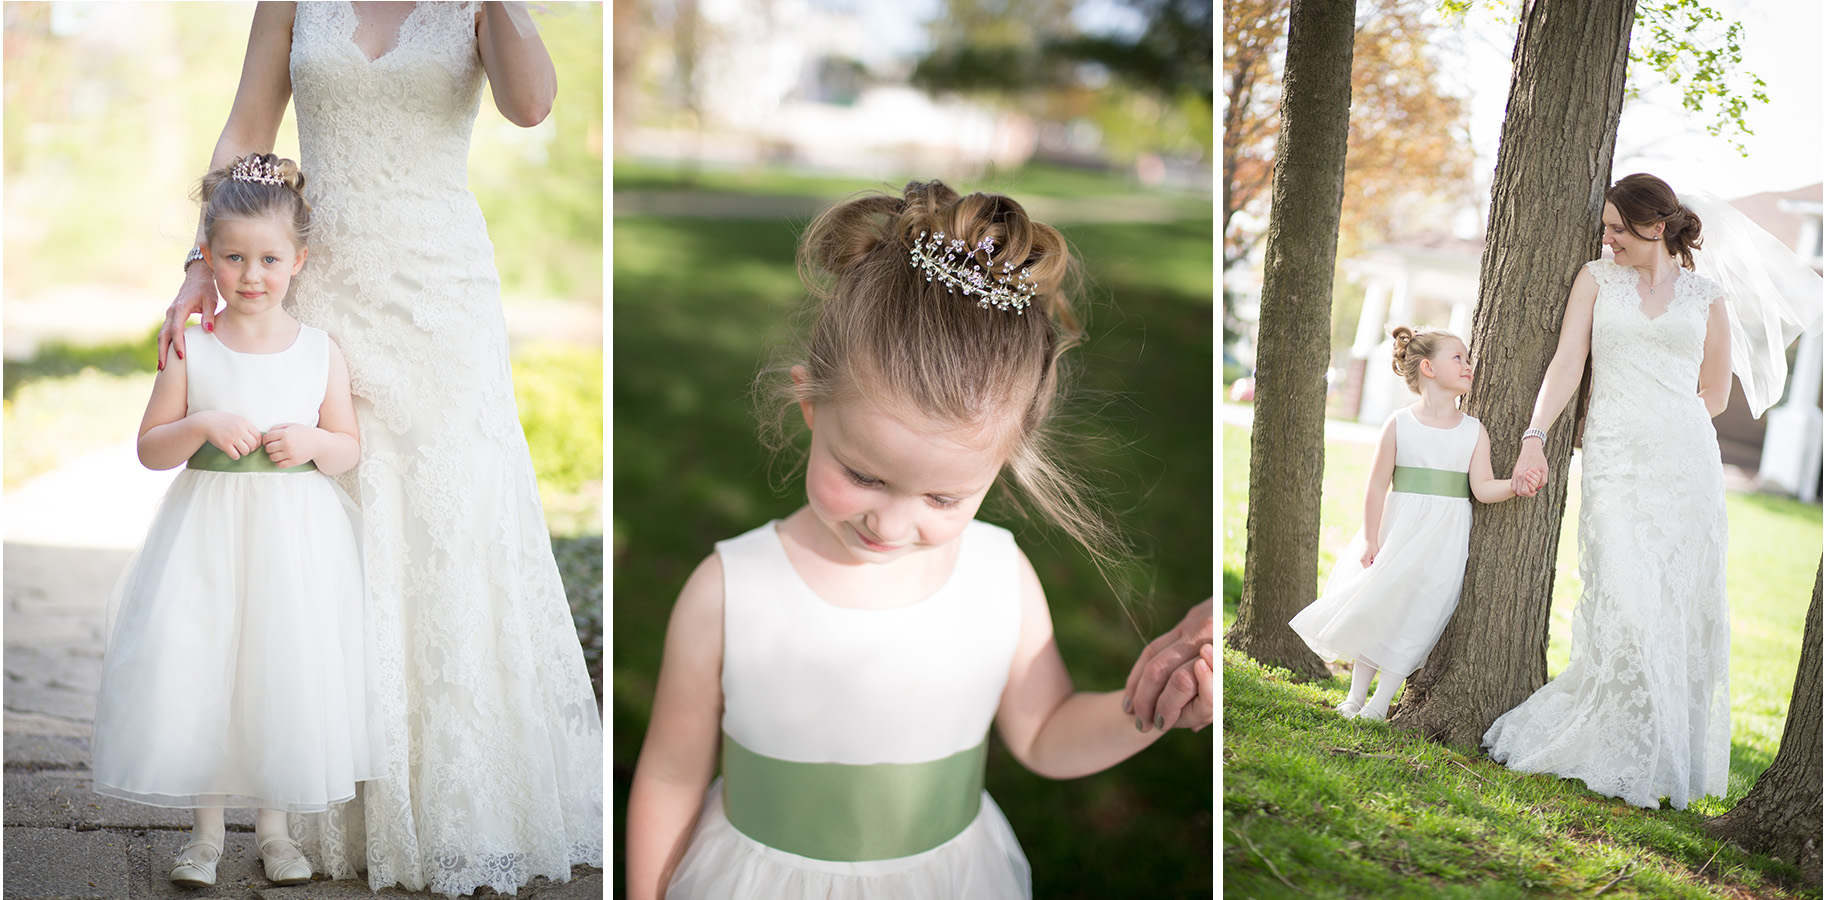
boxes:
[1222,411,1822,895]
[1225,648,1813,899]
[613,170,1213,897]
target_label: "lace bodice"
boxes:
[288,1,509,442]
[1585,258,1720,429]
[291,2,483,206]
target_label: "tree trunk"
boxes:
[1705,559,1823,886]
[1224,0,1355,681]
[1392,0,1636,744]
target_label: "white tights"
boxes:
[187,806,301,859]
[1346,658,1403,717]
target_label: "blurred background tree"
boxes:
[1223,0,1476,275]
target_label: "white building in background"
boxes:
[1339,184,1824,501]
[626,0,1037,175]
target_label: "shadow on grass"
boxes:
[1225,649,1814,900]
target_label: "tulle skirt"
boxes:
[1288,492,1472,680]
[91,468,386,811]
[666,778,1031,899]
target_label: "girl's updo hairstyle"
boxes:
[195,153,312,248]
[1389,324,1461,393]
[765,180,1123,565]
[1606,173,1703,270]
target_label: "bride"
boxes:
[158,2,602,893]
[1486,172,1814,809]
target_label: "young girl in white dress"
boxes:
[1289,326,1531,721]
[624,182,1200,899]
[91,154,384,888]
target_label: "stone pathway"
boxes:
[4,458,604,898]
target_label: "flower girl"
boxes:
[1289,326,1530,720]
[90,154,384,887]
[626,181,1194,899]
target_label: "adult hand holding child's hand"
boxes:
[1513,439,1549,497]
[1123,599,1214,733]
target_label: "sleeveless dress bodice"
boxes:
[666,520,1033,899]
[186,325,327,431]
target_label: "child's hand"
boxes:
[1360,537,1380,568]
[196,411,262,460]
[262,423,324,469]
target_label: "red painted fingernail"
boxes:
[203,322,213,332]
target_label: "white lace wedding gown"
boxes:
[1483,258,1731,810]
[283,3,603,893]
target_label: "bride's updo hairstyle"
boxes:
[195,153,313,248]
[1607,173,1703,270]
[764,180,1124,565]
[1390,324,1459,392]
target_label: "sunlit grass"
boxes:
[1226,648,1814,899]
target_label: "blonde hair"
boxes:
[760,180,1125,568]
[195,153,312,248]
[1389,325,1463,392]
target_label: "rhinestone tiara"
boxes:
[908,230,1036,314]
[229,154,285,185]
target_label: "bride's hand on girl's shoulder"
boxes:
[159,266,219,372]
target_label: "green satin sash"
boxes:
[187,443,316,474]
[720,732,986,862]
[1392,465,1469,498]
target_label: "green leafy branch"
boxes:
[1630,0,1769,155]
[1435,0,1770,156]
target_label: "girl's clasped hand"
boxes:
[626,181,1206,900]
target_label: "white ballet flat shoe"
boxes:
[257,836,314,886]
[1335,700,1363,718]
[1356,706,1388,722]
[169,838,222,887]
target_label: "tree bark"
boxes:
[1224,0,1355,681]
[1392,0,1636,744]
[1705,559,1823,886]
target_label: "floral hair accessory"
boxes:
[229,154,285,186]
[909,230,1036,314]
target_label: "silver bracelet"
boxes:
[1522,428,1548,444]
[182,246,205,271]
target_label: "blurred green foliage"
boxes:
[612,166,1213,896]
[513,343,605,497]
